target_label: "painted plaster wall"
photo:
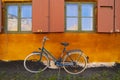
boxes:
[0,33,120,63]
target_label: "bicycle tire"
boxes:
[63,50,87,74]
[24,52,49,73]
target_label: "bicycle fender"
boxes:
[67,49,83,54]
[66,49,89,62]
[32,51,48,56]
[32,51,41,54]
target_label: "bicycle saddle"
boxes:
[61,42,69,47]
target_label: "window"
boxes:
[7,5,18,31]
[21,5,32,31]
[6,3,32,33]
[65,3,95,32]
[66,4,78,31]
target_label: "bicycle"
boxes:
[24,36,88,75]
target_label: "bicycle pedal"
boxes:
[48,61,58,69]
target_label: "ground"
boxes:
[0,60,120,80]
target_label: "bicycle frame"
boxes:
[42,47,57,62]
[40,36,67,63]
[40,36,87,67]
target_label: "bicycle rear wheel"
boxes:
[24,52,49,73]
[63,50,87,74]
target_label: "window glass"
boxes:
[21,5,32,18]
[6,4,32,33]
[66,3,95,32]
[21,5,32,31]
[7,6,18,31]
[66,18,78,31]
[81,18,93,31]
[81,4,93,17]
[66,4,78,16]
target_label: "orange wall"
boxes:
[0,33,120,62]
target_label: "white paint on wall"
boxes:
[48,61,116,69]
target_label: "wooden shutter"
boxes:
[32,0,49,32]
[50,0,64,32]
[115,0,120,32]
[0,0,1,32]
[97,0,114,32]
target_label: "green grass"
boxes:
[0,70,120,80]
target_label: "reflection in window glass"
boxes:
[81,18,93,31]
[21,5,32,18]
[7,6,18,31]
[81,4,94,31]
[21,19,32,31]
[81,4,93,17]
[66,18,78,31]
[66,3,95,32]
[21,5,32,31]
[66,4,78,16]
[8,6,18,17]
[6,4,32,33]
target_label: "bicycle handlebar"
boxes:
[42,36,49,48]
[43,36,49,41]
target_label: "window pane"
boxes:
[81,4,93,17]
[7,6,18,31]
[21,19,32,31]
[66,4,78,16]
[8,6,18,17]
[21,5,32,18]
[21,5,32,31]
[66,18,78,31]
[81,18,93,31]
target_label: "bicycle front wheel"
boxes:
[24,52,49,73]
[63,50,87,74]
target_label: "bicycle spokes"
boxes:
[24,53,49,73]
[63,51,87,74]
